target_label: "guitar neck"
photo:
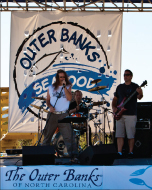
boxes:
[121,90,137,107]
[119,80,147,109]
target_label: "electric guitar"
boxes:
[114,80,147,120]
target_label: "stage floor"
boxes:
[1,155,152,167]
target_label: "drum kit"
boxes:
[31,79,113,156]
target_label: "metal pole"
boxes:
[0,12,1,87]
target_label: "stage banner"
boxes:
[1,165,103,189]
[1,165,152,189]
[103,165,152,189]
[9,11,122,132]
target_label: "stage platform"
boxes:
[1,154,152,167]
[1,154,152,190]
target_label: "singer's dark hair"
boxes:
[53,69,72,90]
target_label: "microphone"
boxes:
[63,83,65,88]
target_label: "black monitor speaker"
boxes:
[137,102,152,121]
[22,146,55,166]
[134,129,152,158]
[79,144,117,165]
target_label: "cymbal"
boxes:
[32,96,46,101]
[93,101,107,106]
[90,79,101,84]
[88,86,107,92]
[30,104,48,113]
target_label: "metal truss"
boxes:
[0,0,152,12]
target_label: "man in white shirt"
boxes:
[42,69,78,157]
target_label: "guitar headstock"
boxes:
[140,80,147,87]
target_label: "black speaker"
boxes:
[134,129,152,158]
[6,149,22,155]
[79,144,117,165]
[136,120,150,129]
[137,102,152,123]
[22,146,55,166]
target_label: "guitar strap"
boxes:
[125,85,132,98]
[125,83,138,100]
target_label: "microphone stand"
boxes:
[104,108,113,143]
[96,90,113,144]
[38,101,45,140]
[35,86,64,146]
[80,99,92,147]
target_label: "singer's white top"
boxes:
[48,84,71,111]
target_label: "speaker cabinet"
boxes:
[6,149,22,155]
[134,129,152,158]
[79,144,117,165]
[136,120,150,129]
[22,146,55,166]
[137,102,152,123]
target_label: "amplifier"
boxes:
[136,120,150,129]
[137,102,152,120]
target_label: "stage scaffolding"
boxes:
[0,0,152,12]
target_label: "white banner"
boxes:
[1,165,152,189]
[1,165,103,189]
[103,165,152,189]
[9,11,122,132]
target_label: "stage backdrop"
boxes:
[9,11,122,133]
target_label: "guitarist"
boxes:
[112,69,143,158]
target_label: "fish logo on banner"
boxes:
[14,21,118,117]
[129,166,152,189]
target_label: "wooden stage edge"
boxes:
[1,155,152,167]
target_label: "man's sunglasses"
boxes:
[124,74,131,76]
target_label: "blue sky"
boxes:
[1,12,151,102]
